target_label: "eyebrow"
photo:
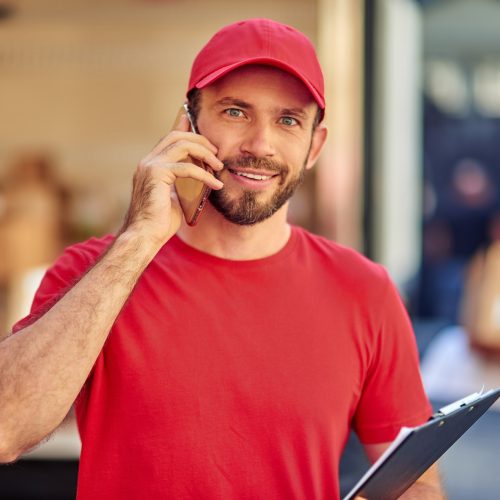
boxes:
[215,98,310,120]
[216,97,253,109]
[280,108,308,120]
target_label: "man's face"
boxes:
[195,65,322,225]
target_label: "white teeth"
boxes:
[235,172,272,180]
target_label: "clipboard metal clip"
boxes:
[435,387,485,417]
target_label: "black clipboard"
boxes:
[343,388,500,500]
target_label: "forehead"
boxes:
[201,64,316,109]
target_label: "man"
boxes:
[0,19,443,499]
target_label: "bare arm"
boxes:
[0,232,160,462]
[0,113,224,462]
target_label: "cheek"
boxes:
[278,129,311,150]
[197,116,226,148]
[279,139,310,165]
[203,129,240,159]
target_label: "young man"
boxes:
[0,19,443,499]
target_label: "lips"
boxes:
[220,157,287,187]
[228,169,278,181]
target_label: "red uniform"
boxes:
[14,226,431,499]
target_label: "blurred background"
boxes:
[1,0,500,498]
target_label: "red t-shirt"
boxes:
[13,226,431,499]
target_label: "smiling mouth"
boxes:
[228,169,279,181]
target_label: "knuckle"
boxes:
[177,162,191,174]
[169,130,182,139]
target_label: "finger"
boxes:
[148,108,196,157]
[161,162,224,190]
[172,113,193,132]
[162,131,219,154]
[148,130,219,162]
[173,163,224,190]
[163,141,224,171]
[149,108,190,152]
[172,106,191,132]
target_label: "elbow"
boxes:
[0,452,20,464]
[0,449,21,464]
[0,434,21,464]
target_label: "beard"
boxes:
[208,155,306,226]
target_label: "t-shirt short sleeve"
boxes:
[352,275,433,444]
[11,236,114,334]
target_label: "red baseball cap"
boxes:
[187,18,325,111]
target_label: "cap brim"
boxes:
[194,57,325,110]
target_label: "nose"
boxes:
[239,121,276,158]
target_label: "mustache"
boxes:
[221,156,288,174]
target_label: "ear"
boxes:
[305,124,328,170]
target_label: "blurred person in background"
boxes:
[416,157,499,324]
[460,208,500,357]
[0,154,67,337]
[0,19,444,500]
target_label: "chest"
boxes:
[90,261,370,437]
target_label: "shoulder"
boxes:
[11,234,116,332]
[54,234,116,272]
[36,234,116,298]
[19,235,117,300]
[292,226,391,289]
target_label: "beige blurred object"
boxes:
[0,153,65,330]
[0,0,317,198]
[461,241,500,357]
[317,0,364,249]
[5,265,48,338]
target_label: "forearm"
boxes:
[0,111,223,463]
[362,444,445,499]
[355,464,445,500]
[400,464,446,499]
[0,230,160,462]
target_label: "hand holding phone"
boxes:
[120,105,222,245]
[174,104,214,226]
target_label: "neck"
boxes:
[176,202,292,260]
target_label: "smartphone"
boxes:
[173,104,213,226]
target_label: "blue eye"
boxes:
[225,108,243,118]
[280,116,298,126]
